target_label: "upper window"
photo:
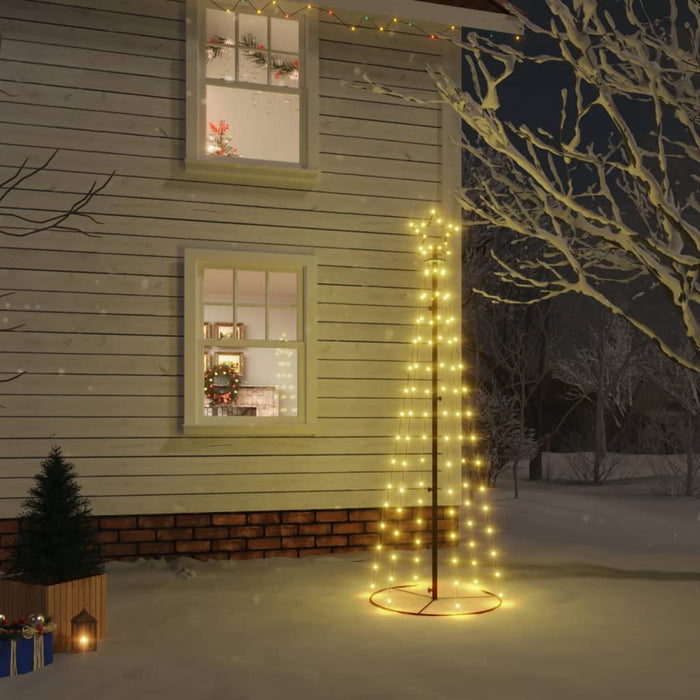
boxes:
[184,249,318,436]
[186,1,319,180]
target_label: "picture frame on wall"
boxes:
[214,352,244,374]
[214,323,246,339]
[215,322,235,339]
[203,322,211,338]
[204,352,211,372]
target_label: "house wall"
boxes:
[0,0,462,522]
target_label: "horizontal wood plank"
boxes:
[0,0,460,518]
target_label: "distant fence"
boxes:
[540,452,690,482]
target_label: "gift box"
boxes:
[0,633,53,677]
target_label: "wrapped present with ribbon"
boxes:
[0,614,55,677]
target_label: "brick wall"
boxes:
[0,507,454,569]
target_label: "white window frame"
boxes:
[184,248,318,436]
[185,0,320,186]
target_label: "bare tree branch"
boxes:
[0,149,114,238]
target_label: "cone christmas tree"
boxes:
[369,213,503,616]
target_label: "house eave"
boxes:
[327,0,523,35]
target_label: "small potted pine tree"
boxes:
[0,447,106,652]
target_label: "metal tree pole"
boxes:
[430,262,439,600]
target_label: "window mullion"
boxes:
[234,11,240,82]
[265,271,270,340]
[297,271,304,340]
[266,15,271,86]
[232,269,237,327]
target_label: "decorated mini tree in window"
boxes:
[369,213,503,616]
[207,120,239,157]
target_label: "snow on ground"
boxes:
[4,479,700,699]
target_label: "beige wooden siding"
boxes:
[0,0,460,516]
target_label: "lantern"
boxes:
[71,609,97,652]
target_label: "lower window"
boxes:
[184,249,317,435]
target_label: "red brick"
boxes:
[102,543,137,557]
[192,552,228,561]
[138,542,174,556]
[157,527,193,541]
[212,513,246,526]
[213,539,246,552]
[175,514,211,527]
[230,551,264,560]
[332,522,364,535]
[194,526,229,540]
[349,508,381,522]
[349,534,379,546]
[96,530,118,544]
[316,510,348,523]
[0,548,12,566]
[331,545,366,553]
[364,521,385,533]
[264,550,298,558]
[0,534,16,547]
[119,529,156,543]
[264,524,297,537]
[316,535,348,547]
[264,549,290,559]
[282,536,315,549]
[138,515,174,529]
[230,525,263,538]
[299,547,330,557]
[248,512,280,525]
[248,537,281,550]
[100,516,137,530]
[176,540,211,554]
[398,521,429,533]
[282,511,314,524]
[0,520,18,534]
[299,523,330,536]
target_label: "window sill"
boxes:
[185,158,320,189]
[182,421,319,438]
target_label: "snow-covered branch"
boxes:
[446,0,699,370]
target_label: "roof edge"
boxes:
[327,0,523,35]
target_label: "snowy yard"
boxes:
[5,479,700,699]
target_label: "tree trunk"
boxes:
[594,332,607,484]
[685,415,695,497]
[594,393,607,483]
[512,460,519,498]
[530,432,551,481]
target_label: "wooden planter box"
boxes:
[0,574,106,652]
